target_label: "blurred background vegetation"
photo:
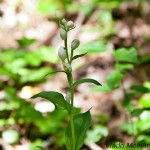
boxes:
[0,0,150,150]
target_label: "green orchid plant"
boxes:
[32,10,102,150]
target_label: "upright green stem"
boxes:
[70,48,74,63]
[67,73,75,150]
[70,81,75,150]
[65,37,70,63]
[70,114,75,150]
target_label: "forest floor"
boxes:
[0,0,150,150]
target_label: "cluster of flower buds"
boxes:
[55,10,80,74]
[55,10,75,31]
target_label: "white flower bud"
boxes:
[55,10,63,21]
[71,39,80,50]
[66,21,74,29]
[62,19,67,25]
[60,28,67,40]
[63,62,72,72]
[58,46,67,60]
[65,92,71,103]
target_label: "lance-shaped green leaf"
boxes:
[74,78,102,87]
[113,47,138,63]
[17,37,36,47]
[55,104,66,111]
[76,41,108,54]
[106,71,125,90]
[90,84,111,92]
[114,63,134,71]
[45,70,66,77]
[65,110,91,150]
[139,93,150,108]
[72,53,87,61]
[31,91,67,110]
[131,109,143,117]
[131,85,150,93]
[36,146,46,150]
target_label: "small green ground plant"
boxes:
[91,45,150,148]
[31,10,102,150]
